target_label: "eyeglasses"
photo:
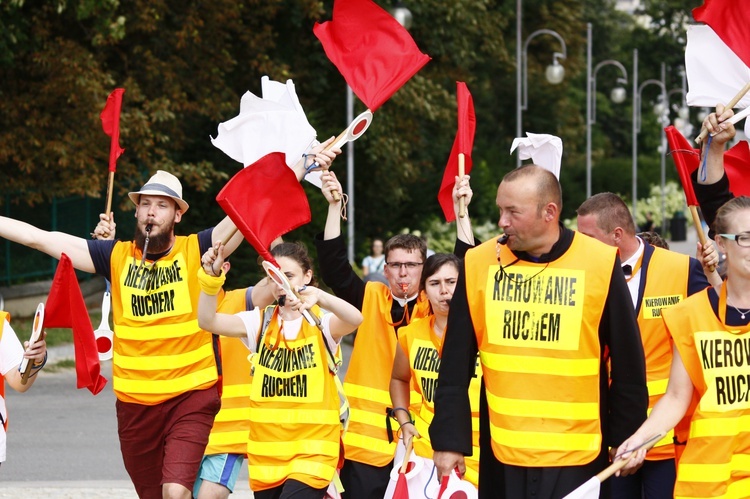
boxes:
[720,233,750,248]
[385,262,423,270]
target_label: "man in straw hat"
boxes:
[0,152,326,498]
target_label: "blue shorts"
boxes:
[193,453,244,497]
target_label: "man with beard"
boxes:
[0,170,242,498]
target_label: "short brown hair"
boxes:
[503,165,562,211]
[577,192,636,235]
[384,234,426,263]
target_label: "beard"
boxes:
[134,219,175,254]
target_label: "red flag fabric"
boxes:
[664,125,750,203]
[44,254,107,395]
[100,88,126,173]
[216,152,311,265]
[438,82,476,222]
[313,0,430,112]
[392,472,410,499]
[693,0,750,68]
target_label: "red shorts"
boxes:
[116,386,221,499]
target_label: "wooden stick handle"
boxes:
[104,171,115,216]
[458,154,466,218]
[221,226,239,246]
[328,128,349,202]
[690,205,715,272]
[695,81,750,144]
[600,431,666,482]
[400,438,414,474]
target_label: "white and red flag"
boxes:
[686,0,750,136]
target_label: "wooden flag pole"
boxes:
[689,205,715,272]
[458,153,466,218]
[104,170,115,216]
[695,82,750,144]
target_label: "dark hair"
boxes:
[384,234,427,263]
[270,242,318,287]
[714,196,750,235]
[637,231,669,249]
[419,253,461,293]
[577,192,637,235]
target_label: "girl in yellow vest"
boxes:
[389,253,482,488]
[616,196,750,498]
[1,311,48,465]
[197,241,363,499]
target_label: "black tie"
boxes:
[622,264,632,276]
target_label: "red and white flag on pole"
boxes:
[438,82,476,222]
[211,76,317,168]
[313,0,430,112]
[686,0,750,136]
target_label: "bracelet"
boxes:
[198,267,226,295]
[389,407,411,419]
[399,421,415,431]
[32,351,48,370]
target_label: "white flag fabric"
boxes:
[211,76,317,168]
[685,24,750,137]
[510,132,563,179]
[562,477,599,499]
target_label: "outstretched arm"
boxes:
[197,243,247,338]
[454,175,475,247]
[321,170,343,241]
[0,216,95,272]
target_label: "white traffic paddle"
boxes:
[308,110,374,200]
[563,432,666,499]
[20,303,45,384]
[262,260,320,327]
[94,290,114,361]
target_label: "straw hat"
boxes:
[128,170,189,213]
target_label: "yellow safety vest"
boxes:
[342,282,430,467]
[398,315,481,486]
[248,306,341,491]
[109,236,218,405]
[205,288,252,455]
[465,234,614,466]
[664,289,750,499]
[637,246,690,460]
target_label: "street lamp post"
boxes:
[516,0,567,167]
[631,49,667,225]
[585,23,628,199]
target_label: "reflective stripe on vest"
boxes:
[206,288,252,455]
[342,282,430,466]
[110,236,218,404]
[398,316,481,486]
[638,247,689,460]
[248,310,340,491]
[664,289,750,499]
[465,235,613,466]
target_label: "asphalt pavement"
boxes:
[0,225,700,497]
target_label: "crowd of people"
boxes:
[0,102,748,499]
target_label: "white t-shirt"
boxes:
[1,318,25,463]
[236,308,339,355]
[362,255,386,275]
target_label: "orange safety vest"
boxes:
[0,311,9,431]
[343,281,431,467]
[465,234,614,467]
[109,236,219,405]
[663,289,750,499]
[397,315,481,486]
[205,288,252,456]
[637,246,690,460]
[247,306,341,491]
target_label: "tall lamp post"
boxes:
[585,23,628,199]
[516,0,567,167]
[631,49,667,224]
[340,1,414,264]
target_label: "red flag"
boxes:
[313,0,430,112]
[100,88,126,173]
[438,82,476,222]
[665,125,750,202]
[44,254,107,395]
[216,152,311,265]
[693,0,750,68]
